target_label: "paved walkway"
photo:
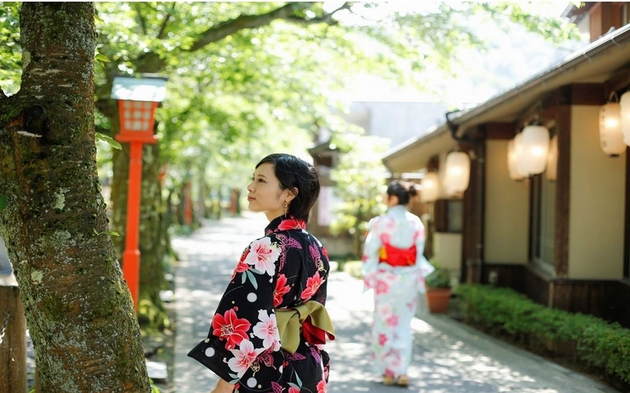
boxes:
[171,214,619,393]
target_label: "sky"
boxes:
[333,1,587,108]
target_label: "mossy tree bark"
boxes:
[0,3,150,392]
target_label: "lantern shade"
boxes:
[116,100,159,143]
[443,152,470,196]
[547,135,558,181]
[600,102,626,157]
[421,172,439,202]
[112,75,167,144]
[513,133,529,177]
[111,76,167,102]
[520,125,550,175]
[508,138,527,180]
[620,91,630,146]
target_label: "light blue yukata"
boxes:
[361,205,435,378]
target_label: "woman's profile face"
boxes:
[247,162,293,220]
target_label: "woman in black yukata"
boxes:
[189,153,335,393]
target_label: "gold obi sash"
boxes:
[275,300,335,354]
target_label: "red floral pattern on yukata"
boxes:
[189,215,331,392]
[212,308,251,350]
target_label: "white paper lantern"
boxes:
[513,133,529,177]
[420,172,439,202]
[620,91,630,146]
[600,102,626,157]
[600,102,625,154]
[520,125,550,175]
[443,151,470,196]
[547,134,558,181]
[507,138,526,180]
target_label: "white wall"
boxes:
[569,106,625,279]
[434,232,462,274]
[345,101,447,148]
[484,140,530,264]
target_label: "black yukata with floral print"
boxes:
[189,216,332,393]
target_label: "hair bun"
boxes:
[407,184,418,197]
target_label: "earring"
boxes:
[284,202,289,216]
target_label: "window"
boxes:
[434,199,463,233]
[622,4,630,26]
[530,144,557,274]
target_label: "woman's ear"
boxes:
[284,187,298,203]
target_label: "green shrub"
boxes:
[340,260,363,279]
[425,260,451,289]
[456,283,630,385]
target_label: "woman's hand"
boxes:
[210,378,234,393]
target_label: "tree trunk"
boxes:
[0,286,26,393]
[137,145,167,327]
[0,3,149,392]
[197,169,207,220]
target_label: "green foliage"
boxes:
[149,379,161,393]
[329,130,389,257]
[93,2,357,192]
[93,228,120,237]
[86,1,585,196]
[425,260,451,288]
[472,2,582,44]
[1,2,585,194]
[94,52,110,69]
[0,195,6,211]
[456,284,630,385]
[95,132,122,150]
[339,260,363,279]
[0,2,21,95]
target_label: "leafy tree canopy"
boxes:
[0,1,582,190]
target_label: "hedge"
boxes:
[456,283,630,386]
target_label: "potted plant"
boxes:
[424,261,452,313]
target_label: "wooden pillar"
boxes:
[0,285,27,393]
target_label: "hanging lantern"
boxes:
[620,91,630,146]
[507,138,526,181]
[513,132,529,177]
[520,125,550,175]
[443,151,470,196]
[599,102,625,157]
[547,134,558,181]
[420,172,439,203]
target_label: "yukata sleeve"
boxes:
[361,217,382,290]
[306,234,330,306]
[412,216,435,288]
[187,235,282,385]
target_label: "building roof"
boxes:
[383,22,630,174]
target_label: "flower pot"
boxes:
[425,287,452,313]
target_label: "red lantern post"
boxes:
[111,76,167,311]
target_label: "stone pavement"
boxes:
[171,213,619,393]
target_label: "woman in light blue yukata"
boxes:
[362,180,435,387]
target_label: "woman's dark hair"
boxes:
[386,180,418,206]
[256,153,320,222]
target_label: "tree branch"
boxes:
[187,2,347,52]
[132,2,148,36]
[135,2,349,74]
[284,2,352,26]
[156,3,176,40]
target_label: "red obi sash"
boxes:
[379,243,417,267]
[302,316,331,346]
